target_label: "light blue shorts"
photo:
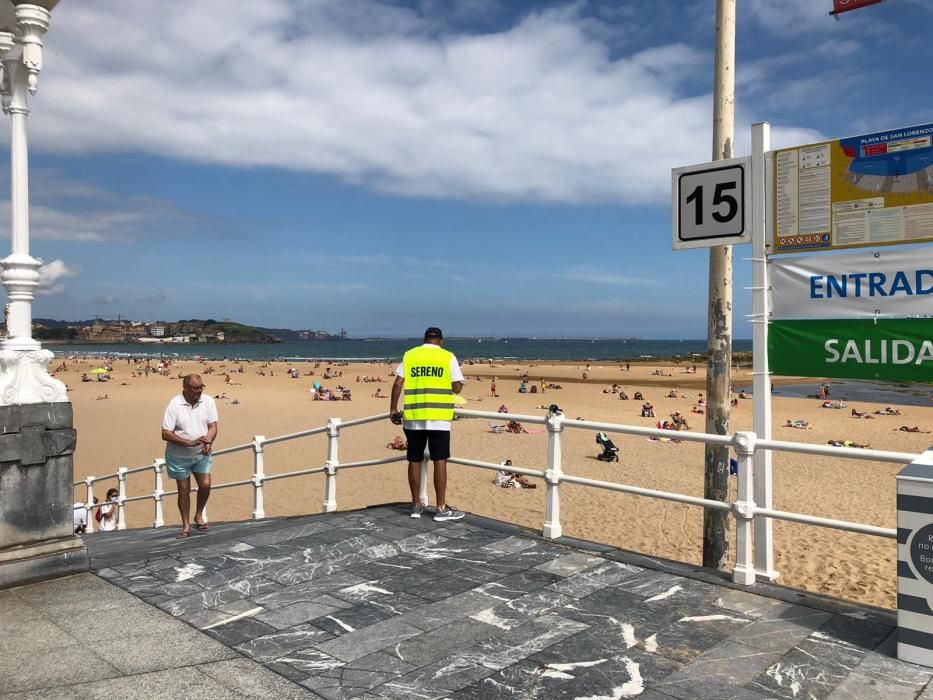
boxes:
[165,452,212,481]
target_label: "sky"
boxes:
[5,0,932,338]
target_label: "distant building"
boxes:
[298,329,338,341]
[150,324,166,337]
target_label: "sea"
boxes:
[50,338,750,363]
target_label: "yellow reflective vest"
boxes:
[402,346,455,422]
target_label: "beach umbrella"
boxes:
[89,368,108,374]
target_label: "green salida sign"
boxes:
[768,248,933,382]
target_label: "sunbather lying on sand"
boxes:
[386,436,407,450]
[874,407,902,416]
[828,439,871,448]
[851,408,873,419]
[785,418,809,429]
[898,426,931,433]
[494,470,536,489]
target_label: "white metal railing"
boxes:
[75,408,920,586]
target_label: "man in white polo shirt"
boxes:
[162,374,218,539]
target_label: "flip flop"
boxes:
[176,531,190,539]
[194,521,209,531]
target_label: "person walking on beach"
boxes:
[389,327,465,521]
[161,374,218,539]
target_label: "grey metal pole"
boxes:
[703,0,736,571]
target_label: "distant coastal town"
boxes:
[26,317,348,345]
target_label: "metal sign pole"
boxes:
[751,122,779,581]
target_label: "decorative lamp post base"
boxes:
[0,346,66,405]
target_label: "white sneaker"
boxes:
[410,503,425,518]
[433,506,464,522]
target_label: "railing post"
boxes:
[84,476,95,534]
[116,467,128,531]
[732,431,757,585]
[543,412,564,539]
[153,459,165,528]
[322,419,340,513]
[419,445,430,508]
[252,435,266,519]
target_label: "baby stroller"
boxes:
[595,432,619,463]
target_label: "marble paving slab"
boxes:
[86,503,928,699]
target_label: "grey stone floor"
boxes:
[7,505,933,699]
[0,572,312,698]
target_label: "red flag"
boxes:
[830,0,885,17]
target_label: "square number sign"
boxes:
[672,156,751,250]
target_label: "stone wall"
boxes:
[0,402,77,549]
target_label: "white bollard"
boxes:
[153,459,164,528]
[252,436,266,519]
[116,467,127,531]
[543,412,564,539]
[731,431,756,585]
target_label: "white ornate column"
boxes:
[0,1,86,591]
[0,0,65,406]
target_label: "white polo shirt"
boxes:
[162,393,219,458]
[395,344,464,431]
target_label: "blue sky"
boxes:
[7,0,932,337]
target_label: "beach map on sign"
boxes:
[772,122,933,254]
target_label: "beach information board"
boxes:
[768,247,933,382]
[772,122,933,254]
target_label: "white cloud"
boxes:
[554,267,656,286]
[746,0,834,30]
[37,259,78,296]
[25,1,723,205]
[0,171,215,242]
[816,39,861,58]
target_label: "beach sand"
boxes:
[64,356,933,610]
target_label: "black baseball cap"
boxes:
[424,327,443,340]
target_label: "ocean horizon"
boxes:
[49,338,753,362]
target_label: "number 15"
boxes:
[684,182,738,226]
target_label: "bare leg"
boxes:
[176,478,191,535]
[193,472,212,525]
[433,460,447,511]
[408,461,421,504]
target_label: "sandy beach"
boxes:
[63,355,932,610]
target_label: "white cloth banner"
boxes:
[770,247,933,320]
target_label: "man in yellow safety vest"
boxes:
[389,327,465,521]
